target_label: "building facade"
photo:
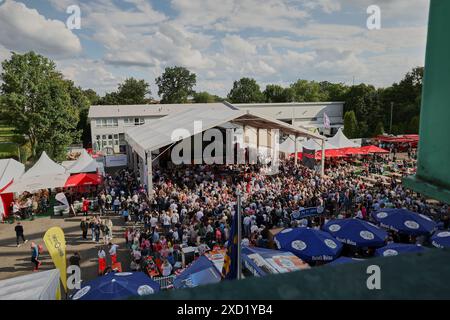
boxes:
[88,101,344,154]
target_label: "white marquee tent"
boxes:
[326,128,360,149]
[65,149,99,174]
[279,135,304,154]
[0,159,25,218]
[125,105,327,195]
[0,269,61,300]
[4,151,69,193]
[0,159,24,191]
[302,138,337,151]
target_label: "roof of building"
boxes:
[88,102,345,119]
[125,106,326,159]
[88,103,230,119]
[234,101,344,108]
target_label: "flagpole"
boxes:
[236,192,242,280]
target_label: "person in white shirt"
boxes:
[243,215,252,237]
[196,210,204,222]
[108,242,119,264]
[150,215,158,231]
[161,259,172,277]
[160,212,170,234]
[171,211,179,226]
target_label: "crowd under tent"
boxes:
[0,158,25,218]
[3,151,69,194]
[0,269,61,300]
[125,105,327,196]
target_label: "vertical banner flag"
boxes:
[302,147,316,169]
[43,227,67,291]
[221,212,238,280]
[323,112,331,129]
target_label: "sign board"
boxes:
[292,206,325,220]
[104,154,128,168]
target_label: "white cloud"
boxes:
[0,0,81,58]
[4,0,428,97]
[57,59,121,94]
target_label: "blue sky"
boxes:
[0,0,430,97]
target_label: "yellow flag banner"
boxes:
[43,227,67,292]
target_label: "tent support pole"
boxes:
[321,140,325,177]
[146,152,153,200]
[237,192,242,280]
[294,135,298,165]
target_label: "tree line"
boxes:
[0,51,423,161]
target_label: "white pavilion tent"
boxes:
[0,158,25,218]
[279,135,304,154]
[65,149,99,174]
[326,128,360,149]
[4,151,69,193]
[125,105,327,195]
[0,158,24,191]
[0,269,61,300]
[302,138,337,151]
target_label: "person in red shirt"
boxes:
[215,228,222,244]
[98,246,106,275]
[82,198,90,216]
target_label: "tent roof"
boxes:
[279,136,304,154]
[327,128,359,148]
[0,158,25,190]
[0,269,60,300]
[22,151,66,177]
[3,152,69,193]
[302,138,336,151]
[125,106,326,159]
[66,149,98,174]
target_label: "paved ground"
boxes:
[0,212,131,284]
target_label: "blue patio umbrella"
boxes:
[173,256,222,289]
[431,230,450,248]
[326,256,365,266]
[274,227,343,262]
[371,209,437,236]
[323,218,388,248]
[374,243,426,257]
[71,272,160,300]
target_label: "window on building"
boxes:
[135,118,145,126]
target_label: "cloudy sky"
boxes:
[0,0,430,97]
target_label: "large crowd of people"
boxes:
[10,150,449,278]
[73,152,447,278]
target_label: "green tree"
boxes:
[193,91,222,103]
[0,52,79,160]
[100,78,150,105]
[83,89,100,105]
[343,111,359,139]
[155,66,197,103]
[374,121,385,136]
[263,84,295,103]
[290,80,327,102]
[227,77,264,103]
[407,116,420,133]
[342,84,382,137]
[379,67,423,134]
[318,81,349,101]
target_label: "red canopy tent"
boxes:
[342,147,367,155]
[315,149,348,159]
[359,145,389,154]
[64,173,102,188]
